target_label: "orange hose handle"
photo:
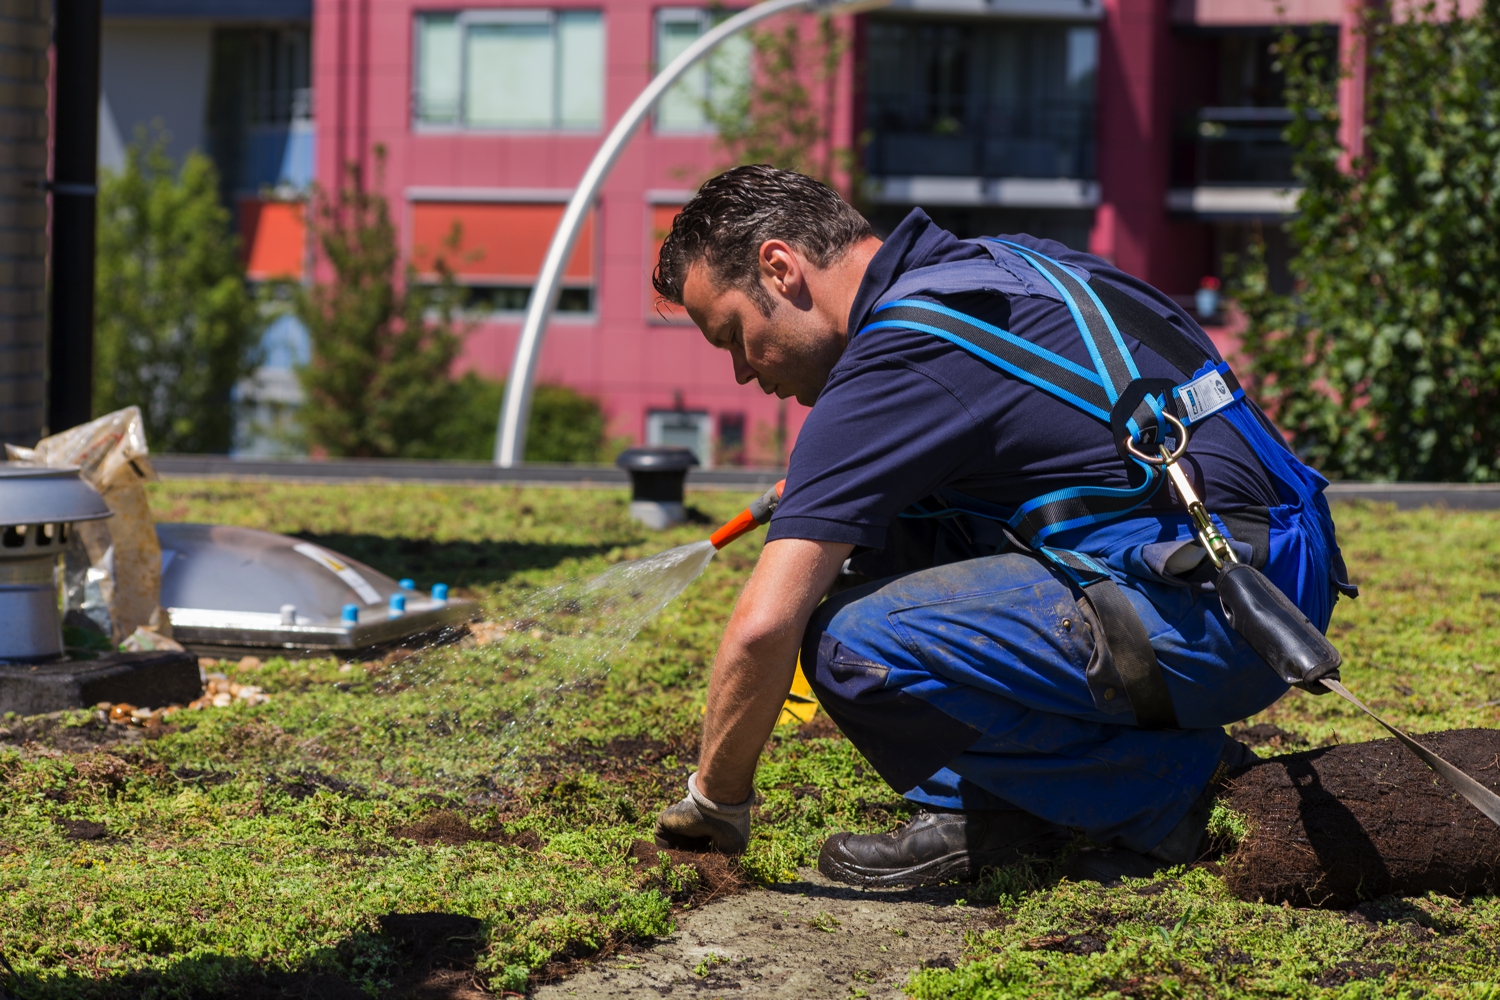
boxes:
[710,479,785,549]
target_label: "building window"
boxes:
[654,8,750,133]
[865,19,1097,179]
[415,11,604,130]
[207,26,314,198]
[647,409,713,467]
[410,200,596,316]
[646,201,692,322]
[716,412,746,466]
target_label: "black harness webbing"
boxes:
[1079,581,1179,730]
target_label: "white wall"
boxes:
[99,21,213,169]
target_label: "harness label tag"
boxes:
[1175,369,1237,424]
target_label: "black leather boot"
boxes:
[818,809,1069,887]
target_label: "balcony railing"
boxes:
[865,96,1095,180]
[1172,107,1297,187]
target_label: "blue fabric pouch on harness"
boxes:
[803,240,1353,852]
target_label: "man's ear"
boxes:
[758,239,805,301]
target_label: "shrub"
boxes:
[425,374,608,464]
[94,132,262,453]
[1236,1,1500,480]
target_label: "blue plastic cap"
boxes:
[431,583,449,601]
[389,593,406,614]
[341,603,359,624]
[398,578,415,590]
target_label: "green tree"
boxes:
[1236,1,1500,480]
[94,133,262,452]
[706,14,852,188]
[293,151,467,458]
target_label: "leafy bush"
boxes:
[1236,0,1500,480]
[94,133,262,453]
[425,374,608,464]
[706,14,852,188]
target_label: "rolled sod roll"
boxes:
[1220,728,1500,909]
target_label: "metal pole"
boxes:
[494,0,888,467]
[48,0,102,433]
[0,2,49,445]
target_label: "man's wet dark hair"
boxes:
[653,165,874,317]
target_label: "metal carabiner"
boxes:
[1123,411,1189,467]
[1122,412,1239,569]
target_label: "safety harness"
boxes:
[855,240,1500,825]
[859,240,1247,730]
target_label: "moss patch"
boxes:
[1,487,1498,997]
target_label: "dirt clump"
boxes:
[1221,728,1500,908]
[1024,933,1106,955]
[790,715,842,741]
[1229,722,1308,748]
[392,809,542,849]
[629,838,746,906]
[265,768,366,801]
[59,819,109,841]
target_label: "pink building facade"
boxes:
[311,0,859,464]
[298,0,1370,465]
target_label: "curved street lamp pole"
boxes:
[494,0,890,467]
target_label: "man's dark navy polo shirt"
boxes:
[766,209,1279,549]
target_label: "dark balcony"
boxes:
[1172,107,1296,187]
[865,95,1096,180]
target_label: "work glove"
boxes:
[653,771,751,853]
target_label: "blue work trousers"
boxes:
[804,512,1330,854]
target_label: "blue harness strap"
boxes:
[861,244,1195,588]
[852,242,1277,730]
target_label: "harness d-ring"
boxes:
[1123,411,1189,466]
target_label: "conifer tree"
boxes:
[293,150,466,458]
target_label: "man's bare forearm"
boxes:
[696,538,853,803]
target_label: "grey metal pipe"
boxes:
[494,0,890,467]
[0,1,50,445]
[48,0,103,434]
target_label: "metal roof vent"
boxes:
[157,524,478,655]
[0,464,112,661]
[616,446,698,528]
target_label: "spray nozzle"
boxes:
[709,480,785,549]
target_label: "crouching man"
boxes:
[651,165,1352,886]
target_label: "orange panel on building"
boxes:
[647,203,689,323]
[410,202,594,284]
[239,199,306,281]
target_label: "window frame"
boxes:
[405,192,601,323]
[651,6,748,135]
[412,8,607,134]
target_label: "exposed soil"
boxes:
[59,819,110,841]
[1228,722,1309,749]
[531,867,985,999]
[106,912,494,1000]
[391,809,542,850]
[628,838,747,906]
[530,735,698,783]
[789,715,842,741]
[0,712,139,752]
[1222,728,1500,908]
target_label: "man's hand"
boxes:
[695,537,852,803]
[654,772,752,853]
